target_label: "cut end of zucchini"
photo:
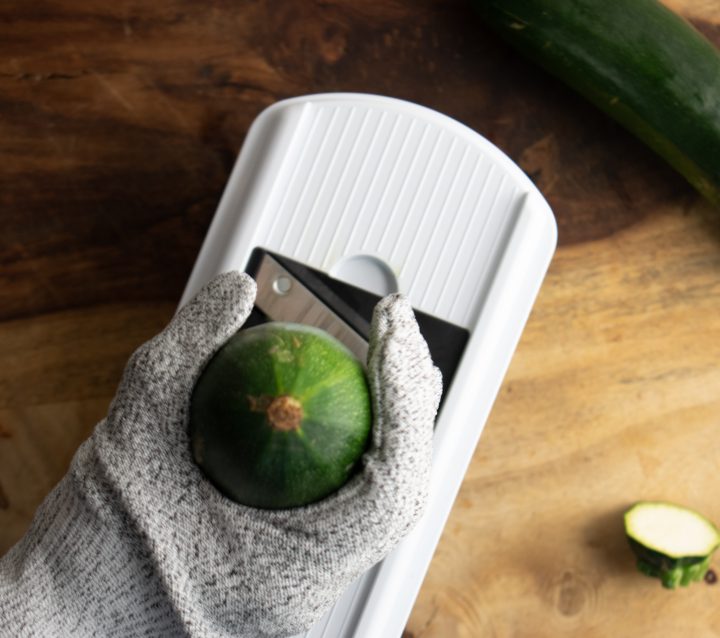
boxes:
[625,501,720,588]
[625,502,720,559]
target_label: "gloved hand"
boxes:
[0,271,442,638]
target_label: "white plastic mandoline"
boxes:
[180,93,557,637]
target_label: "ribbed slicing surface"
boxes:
[254,104,519,328]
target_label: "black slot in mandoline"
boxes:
[243,248,469,404]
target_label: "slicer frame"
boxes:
[180,93,557,637]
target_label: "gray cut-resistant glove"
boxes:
[0,271,442,638]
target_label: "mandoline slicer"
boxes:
[179,93,557,637]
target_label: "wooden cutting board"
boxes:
[1,1,719,635]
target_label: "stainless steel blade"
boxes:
[253,253,369,363]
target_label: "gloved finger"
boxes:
[120,271,257,397]
[366,293,442,454]
[360,300,442,535]
[365,293,417,373]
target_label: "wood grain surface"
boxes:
[1,1,719,636]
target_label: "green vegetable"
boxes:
[624,501,720,588]
[472,0,720,206]
[190,322,372,509]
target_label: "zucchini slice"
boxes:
[624,501,720,588]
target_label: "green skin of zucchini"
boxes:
[472,0,720,206]
[190,323,372,509]
[628,537,711,589]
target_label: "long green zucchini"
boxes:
[472,0,720,206]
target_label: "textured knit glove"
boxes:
[0,271,442,638]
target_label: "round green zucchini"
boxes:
[472,0,720,206]
[190,322,372,509]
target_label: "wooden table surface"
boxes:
[2,1,720,635]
